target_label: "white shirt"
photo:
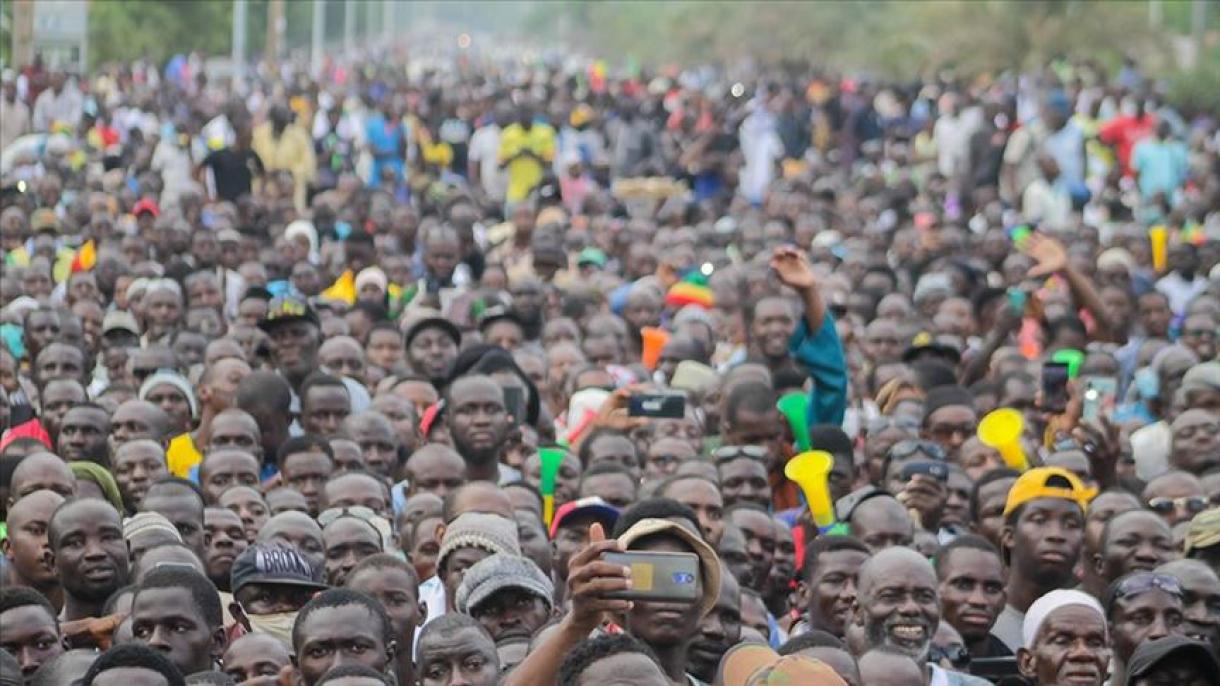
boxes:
[414,575,447,658]
[1130,420,1171,481]
[1155,271,1207,316]
[468,123,506,201]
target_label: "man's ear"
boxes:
[1016,647,1036,679]
[1092,552,1106,578]
[211,625,227,663]
[385,638,398,665]
[794,579,810,609]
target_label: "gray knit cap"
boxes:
[454,553,554,615]
[437,513,521,572]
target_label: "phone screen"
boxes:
[1081,376,1117,422]
[502,387,525,425]
[1041,362,1070,413]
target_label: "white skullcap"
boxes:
[1022,589,1105,648]
[355,266,388,294]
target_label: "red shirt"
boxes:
[1099,114,1156,177]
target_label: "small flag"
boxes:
[70,239,96,273]
[320,269,356,305]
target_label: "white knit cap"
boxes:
[1022,589,1105,648]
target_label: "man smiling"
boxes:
[853,546,988,685]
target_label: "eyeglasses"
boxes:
[318,505,377,528]
[317,506,393,549]
[713,445,769,463]
[866,416,920,435]
[1181,328,1217,340]
[888,439,946,461]
[1114,572,1183,600]
[1147,496,1210,515]
[925,422,976,442]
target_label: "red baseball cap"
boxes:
[549,496,620,539]
[132,198,160,218]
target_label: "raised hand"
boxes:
[565,523,633,631]
[769,245,817,292]
[1023,232,1069,278]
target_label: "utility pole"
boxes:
[267,0,284,63]
[1191,0,1207,68]
[383,0,394,46]
[343,0,355,56]
[12,0,35,67]
[232,0,248,79]
[1149,0,1162,28]
[311,0,325,76]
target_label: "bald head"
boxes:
[9,488,68,519]
[443,480,514,522]
[859,546,935,596]
[9,453,76,504]
[110,399,172,444]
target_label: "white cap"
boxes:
[1022,589,1105,648]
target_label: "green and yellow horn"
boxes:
[777,392,812,453]
[539,447,566,528]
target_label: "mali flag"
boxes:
[70,240,96,273]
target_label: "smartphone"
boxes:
[627,393,686,419]
[603,551,700,604]
[503,386,526,425]
[1041,361,1070,413]
[900,460,949,483]
[970,656,1020,681]
[1081,376,1117,422]
[1005,287,1027,316]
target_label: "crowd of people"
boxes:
[0,41,1219,686]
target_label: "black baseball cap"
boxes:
[230,543,328,594]
[404,316,461,348]
[258,295,320,332]
[1127,636,1220,679]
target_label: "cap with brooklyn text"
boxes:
[230,543,328,594]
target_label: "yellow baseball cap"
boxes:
[1003,467,1096,517]
[1184,507,1220,555]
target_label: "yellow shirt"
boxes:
[167,432,202,478]
[497,122,556,202]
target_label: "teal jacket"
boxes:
[789,312,848,428]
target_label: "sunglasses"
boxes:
[316,506,393,548]
[1147,496,1210,515]
[866,416,920,435]
[1115,572,1183,601]
[713,445,769,463]
[888,439,946,462]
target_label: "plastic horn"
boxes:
[977,408,1029,472]
[777,392,812,453]
[1149,225,1168,273]
[1051,348,1085,379]
[784,450,836,531]
[640,326,670,371]
[539,447,566,528]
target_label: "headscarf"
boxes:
[69,461,126,512]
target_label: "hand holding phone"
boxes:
[565,523,633,631]
[627,393,686,419]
